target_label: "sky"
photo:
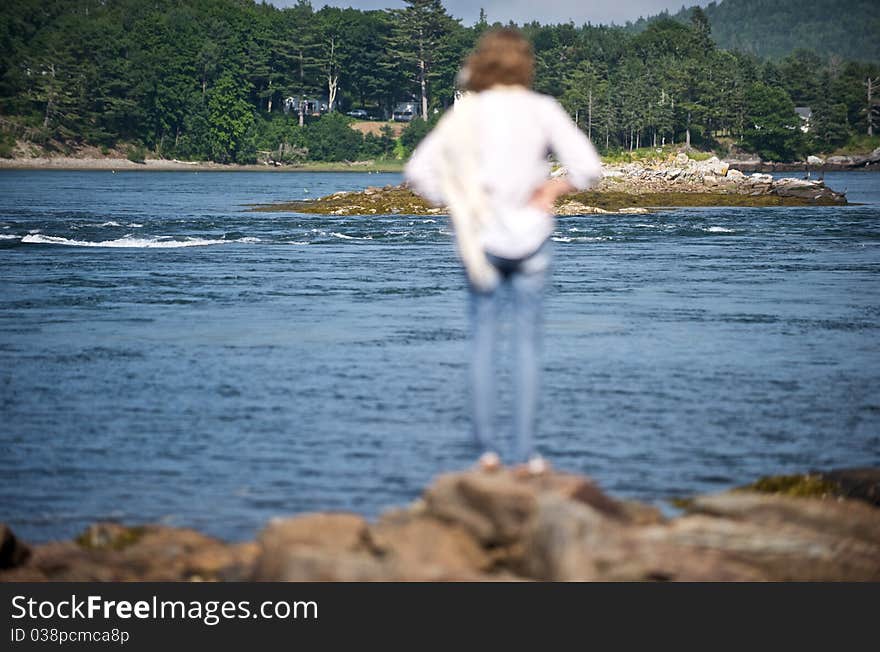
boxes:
[269,0,713,26]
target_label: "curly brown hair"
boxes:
[463,27,535,92]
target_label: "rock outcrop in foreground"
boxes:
[2,468,878,582]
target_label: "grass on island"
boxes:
[250,185,435,214]
[828,134,880,157]
[601,144,716,165]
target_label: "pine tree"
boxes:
[742,81,805,161]
[385,0,457,120]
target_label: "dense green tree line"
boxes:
[630,0,880,64]
[1,0,877,163]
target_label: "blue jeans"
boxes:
[468,240,551,463]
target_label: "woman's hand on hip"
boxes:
[528,178,576,213]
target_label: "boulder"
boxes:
[807,155,825,165]
[773,179,845,203]
[113,526,256,581]
[642,511,880,581]
[820,468,880,506]
[252,513,385,581]
[522,495,765,581]
[4,524,255,581]
[710,159,730,176]
[0,523,30,569]
[423,472,539,545]
[775,177,818,188]
[15,541,110,581]
[251,507,496,581]
[252,546,388,582]
[689,490,880,544]
[422,469,624,546]
[259,513,370,552]
[371,515,489,580]
[826,155,857,167]
[555,201,609,216]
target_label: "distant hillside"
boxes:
[628,0,880,62]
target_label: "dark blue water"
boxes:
[1,170,878,543]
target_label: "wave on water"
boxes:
[552,235,612,243]
[0,234,20,240]
[71,221,145,230]
[20,234,260,248]
[330,232,372,240]
[93,221,145,228]
[704,226,736,233]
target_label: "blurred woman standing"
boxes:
[405,27,603,471]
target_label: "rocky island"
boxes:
[2,467,878,582]
[253,153,848,216]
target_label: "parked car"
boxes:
[346,109,368,119]
[392,102,416,122]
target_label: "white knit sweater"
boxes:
[405,86,603,286]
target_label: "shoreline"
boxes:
[3,155,878,174]
[0,153,856,214]
[0,156,405,173]
[1,467,877,581]
[728,162,879,173]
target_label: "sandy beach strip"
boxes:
[0,157,404,172]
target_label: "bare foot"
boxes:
[527,456,550,475]
[513,455,550,478]
[478,451,501,472]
